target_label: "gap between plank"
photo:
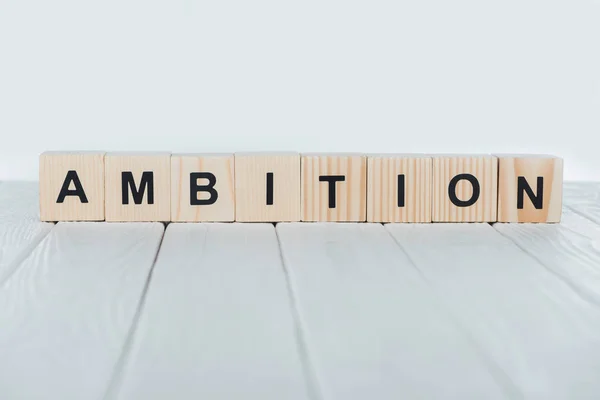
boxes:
[383,225,524,400]
[275,227,325,400]
[102,224,167,400]
[492,226,600,310]
[564,204,600,227]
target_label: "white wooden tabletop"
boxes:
[0,181,599,400]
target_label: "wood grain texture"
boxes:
[367,155,431,222]
[386,223,600,399]
[301,154,366,222]
[497,155,563,222]
[0,222,164,400]
[0,182,54,284]
[564,181,600,225]
[432,155,498,222]
[108,223,311,400]
[171,154,235,222]
[235,153,300,222]
[494,208,600,307]
[559,205,600,238]
[39,151,105,221]
[277,223,507,399]
[105,152,171,222]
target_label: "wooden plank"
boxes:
[563,181,600,225]
[559,206,600,239]
[0,181,54,283]
[0,222,164,400]
[108,223,311,400]
[494,207,600,306]
[386,223,600,399]
[276,223,509,400]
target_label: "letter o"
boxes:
[448,174,480,207]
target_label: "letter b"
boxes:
[190,172,218,205]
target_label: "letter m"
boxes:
[122,171,154,205]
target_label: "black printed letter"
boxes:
[122,171,154,205]
[190,172,218,205]
[56,170,88,203]
[319,175,346,208]
[517,176,543,209]
[266,172,274,205]
[397,174,405,207]
[448,173,480,207]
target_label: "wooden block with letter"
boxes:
[234,152,300,222]
[171,154,235,222]
[433,155,498,222]
[301,153,367,222]
[497,155,563,223]
[367,154,432,223]
[105,152,171,222]
[39,151,105,221]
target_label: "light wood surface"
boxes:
[0,180,599,399]
[39,151,105,221]
[497,155,563,222]
[494,208,600,306]
[0,222,164,400]
[234,153,300,222]
[432,155,498,222]
[0,182,53,284]
[301,154,367,222]
[171,154,235,222]
[367,155,431,222]
[563,181,600,224]
[105,153,171,222]
[108,223,311,400]
[277,223,507,399]
[386,222,600,399]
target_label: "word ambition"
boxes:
[39,152,564,223]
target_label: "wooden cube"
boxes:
[39,151,105,221]
[497,155,563,223]
[171,154,235,222]
[433,155,498,222]
[105,152,171,222]
[301,153,367,222]
[367,154,432,223]
[234,152,300,222]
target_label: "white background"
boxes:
[0,0,598,181]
